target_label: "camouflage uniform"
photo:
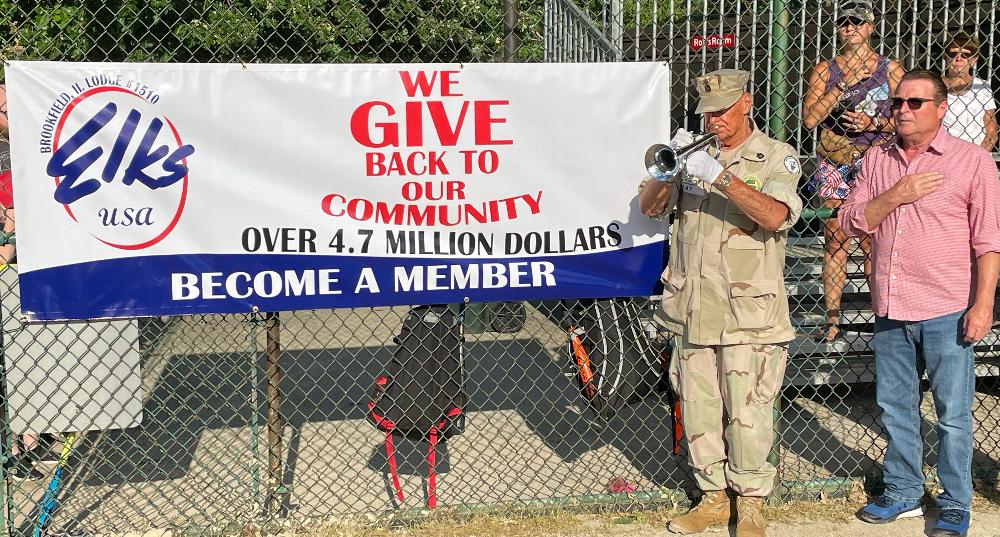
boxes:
[647,74,803,498]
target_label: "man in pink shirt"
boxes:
[838,69,1000,537]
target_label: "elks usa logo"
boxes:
[43,82,195,250]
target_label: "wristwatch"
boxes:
[836,80,849,92]
[715,170,736,190]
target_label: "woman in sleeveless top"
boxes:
[942,32,998,150]
[802,1,904,342]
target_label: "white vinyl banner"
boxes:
[6,62,670,321]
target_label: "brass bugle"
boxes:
[645,132,720,182]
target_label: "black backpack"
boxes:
[565,298,661,420]
[487,301,526,333]
[367,304,465,508]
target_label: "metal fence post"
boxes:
[503,0,521,61]
[248,311,262,507]
[264,312,286,515]
[1,1,999,531]
[0,330,10,537]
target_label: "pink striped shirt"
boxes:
[838,127,1000,321]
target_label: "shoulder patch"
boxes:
[743,175,763,191]
[783,156,800,173]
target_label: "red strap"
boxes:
[385,432,404,501]
[0,170,13,209]
[673,400,683,455]
[427,427,438,509]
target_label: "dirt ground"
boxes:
[301,499,1000,537]
[5,304,1000,536]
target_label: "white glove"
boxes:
[670,128,695,149]
[685,150,724,186]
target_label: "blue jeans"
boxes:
[874,310,974,512]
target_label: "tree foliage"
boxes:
[0,0,544,68]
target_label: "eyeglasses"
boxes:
[947,49,976,59]
[890,97,936,111]
[836,16,865,27]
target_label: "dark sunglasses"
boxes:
[890,97,936,110]
[947,49,976,59]
[837,16,865,27]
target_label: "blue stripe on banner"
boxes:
[19,242,668,320]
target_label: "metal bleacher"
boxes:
[783,224,1000,387]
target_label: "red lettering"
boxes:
[350,101,397,148]
[478,149,499,173]
[387,153,405,175]
[402,181,466,201]
[321,194,346,216]
[375,203,404,224]
[399,71,438,97]
[401,182,422,201]
[474,101,513,145]
[399,70,462,97]
[407,153,426,175]
[353,100,512,148]
[440,71,463,96]
[408,205,435,226]
[425,152,448,174]
[405,101,423,146]
[347,198,374,220]
[365,153,387,176]
[426,101,470,146]
[370,152,451,176]
[446,181,466,200]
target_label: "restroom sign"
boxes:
[690,33,737,51]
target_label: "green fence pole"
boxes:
[768,0,791,141]
[799,207,836,220]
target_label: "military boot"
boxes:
[668,489,733,534]
[735,496,766,537]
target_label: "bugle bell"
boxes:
[645,132,720,182]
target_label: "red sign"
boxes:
[690,33,737,51]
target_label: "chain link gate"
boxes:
[0,0,998,535]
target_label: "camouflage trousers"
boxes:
[668,338,788,497]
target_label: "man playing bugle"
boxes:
[639,69,803,537]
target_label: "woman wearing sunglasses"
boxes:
[802,0,904,342]
[941,33,997,151]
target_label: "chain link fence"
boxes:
[0,0,998,535]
